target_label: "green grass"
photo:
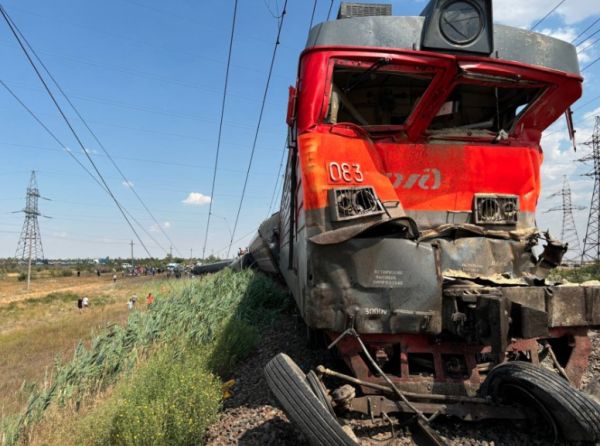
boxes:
[1,269,288,446]
[549,262,600,283]
[77,346,222,446]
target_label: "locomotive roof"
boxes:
[306,16,580,76]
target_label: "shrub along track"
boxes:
[206,315,600,446]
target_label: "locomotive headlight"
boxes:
[473,194,519,225]
[330,187,385,221]
[420,0,493,55]
[439,1,483,45]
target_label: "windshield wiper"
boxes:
[343,57,391,93]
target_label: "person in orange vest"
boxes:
[146,292,155,307]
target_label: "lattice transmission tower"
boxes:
[14,171,47,263]
[545,175,584,264]
[580,116,600,263]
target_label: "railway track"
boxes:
[206,314,600,445]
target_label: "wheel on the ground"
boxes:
[480,361,600,443]
[306,370,336,417]
[264,353,359,446]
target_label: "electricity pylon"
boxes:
[580,116,600,263]
[545,175,584,264]
[14,171,50,289]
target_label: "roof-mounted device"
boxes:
[337,2,392,20]
[421,0,493,55]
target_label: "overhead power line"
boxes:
[4,12,181,257]
[326,0,335,21]
[576,26,600,51]
[308,0,318,30]
[0,80,169,255]
[202,0,238,260]
[0,4,154,258]
[266,139,287,217]
[529,0,566,31]
[227,0,289,257]
[571,17,600,44]
[582,54,600,72]
[577,34,600,54]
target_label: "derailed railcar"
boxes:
[251,1,600,443]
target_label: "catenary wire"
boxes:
[227,0,288,257]
[326,0,335,20]
[308,0,318,30]
[578,34,600,54]
[571,17,600,44]
[202,0,238,259]
[0,80,169,255]
[4,11,181,257]
[575,26,600,51]
[0,4,153,258]
[582,54,600,72]
[529,0,566,31]
[266,139,287,217]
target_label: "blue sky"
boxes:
[0,0,599,259]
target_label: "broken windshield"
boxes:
[326,64,433,128]
[428,82,543,133]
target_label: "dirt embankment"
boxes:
[206,316,599,446]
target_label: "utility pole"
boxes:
[130,240,134,270]
[545,175,585,264]
[190,248,193,260]
[14,171,49,290]
[170,245,173,258]
[580,116,600,263]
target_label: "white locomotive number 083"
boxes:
[328,162,363,183]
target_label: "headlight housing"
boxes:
[330,186,385,221]
[473,193,519,225]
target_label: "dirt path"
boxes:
[0,274,154,306]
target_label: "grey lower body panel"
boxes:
[305,238,443,334]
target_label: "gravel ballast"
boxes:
[205,314,600,446]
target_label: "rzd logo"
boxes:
[386,168,441,190]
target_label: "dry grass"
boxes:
[1,270,288,446]
[0,304,129,416]
[0,274,158,421]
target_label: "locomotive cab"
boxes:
[255,2,600,443]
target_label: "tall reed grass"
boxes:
[1,269,287,446]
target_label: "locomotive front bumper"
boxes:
[305,234,600,338]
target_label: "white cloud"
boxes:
[51,231,68,238]
[539,26,577,43]
[182,192,211,206]
[494,0,600,27]
[150,221,171,232]
[122,180,134,188]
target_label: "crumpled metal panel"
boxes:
[306,238,442,334]
[546,285,600,327]
[435,236,536,280]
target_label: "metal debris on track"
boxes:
[206,316,599,446]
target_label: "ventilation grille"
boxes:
[330,187,385,221]
[474,194,519,225]
[337,3,392,19]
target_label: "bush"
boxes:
[17,272,27,282]
[80,347,221,446]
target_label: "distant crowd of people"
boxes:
[78,292,155,313]
[127,292,154,310]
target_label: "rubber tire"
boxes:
[264,353,359,446]
[480,361,600,443]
